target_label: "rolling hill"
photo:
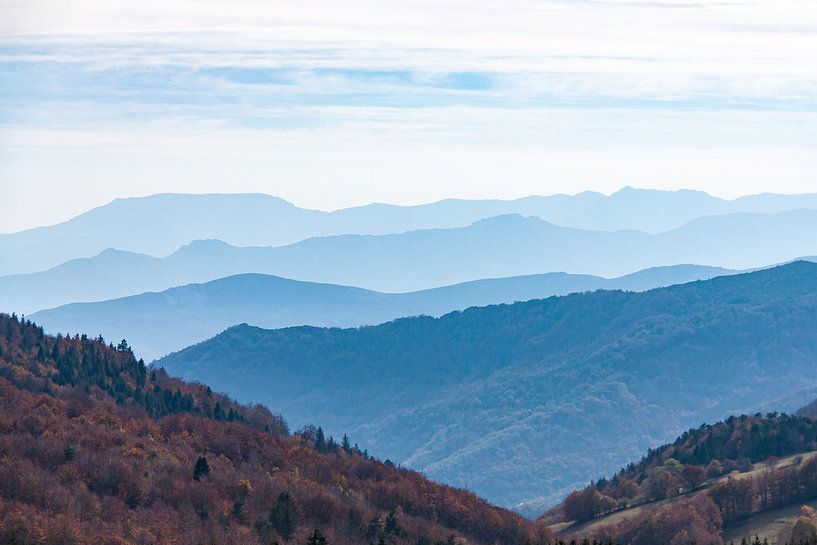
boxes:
[156,262,817,517]
[6,209,817,313]
[543,406,817,544]
[4,188,817,276]
[29,264,733,361]
[0,313,552,545]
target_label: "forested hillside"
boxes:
[30,264,732,361]
[0,313,552,545]
[158,261,817,515]
[544,410,817,544]
[548,412,817,523]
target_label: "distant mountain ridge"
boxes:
[29,264,734,361]
[5,209,817,313]
[4,187,817,276]
[156,261,817,516]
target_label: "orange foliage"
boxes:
[0,314,553,545]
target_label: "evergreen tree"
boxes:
[213,401,224,420]
[366,515,384,540]
[116,339,131,353]
[270,492,299,540]
[307,529,328,545]
[315,427,327,453]
[193,456,210,480]
[232,499,245,524]
[385,509,407,537]
[342,433,351,454]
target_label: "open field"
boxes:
[724,499,817,543]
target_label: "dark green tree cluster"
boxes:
[301,426,368,459]
[269,492,299,541]
[613,412,817,486]
[193,456,210,481]
[0,313,287,430]
[307,529,328,545]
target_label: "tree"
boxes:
[193,456,210,480]
[611,478,640,500]
[709,478,754,524]
[791,516,817,544]
[232,499,245,524]
[707,459,724,479]
[385,509,407,537]
[682,465,707,489]
[315,427,327,453]
[563,488,616,523]
[306,529,328,545]
[270,492,299,540]
[342,434,352,455]
[63,445,75,463]
[610,494,722,545]
[738,457,754,473]
[644,468,678,500]
[366,515,384,540]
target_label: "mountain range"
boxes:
[29,264,733,361]
[6,209,817,313]
[4,187,817,277]
[156,261,817,517]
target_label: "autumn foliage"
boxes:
[0,314,553,545]
[545,409,817,544]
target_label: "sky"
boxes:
[1,0,817,233]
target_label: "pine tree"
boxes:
[232,499,245,524]
[193,456,210,480]
[315,427,327,453]
[366,515,384,540]
[213,401,224,420]
[307,529,328,545]
[270,492,298,540]
[385,509,407,537]
[342,434,351,454]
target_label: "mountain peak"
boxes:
[611,185,715,198]
[170,238,235,256]
[469,214,549,228]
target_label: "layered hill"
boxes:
[30,264,732,361]
[6,209,817,313]
[0,313,552,545]
[157,262,817,516]
[4,188,817,276]
[544,409,817,544]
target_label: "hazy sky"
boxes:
[1,0,817,232]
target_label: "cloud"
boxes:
[0,0,816,231]
[1,1,815,114]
